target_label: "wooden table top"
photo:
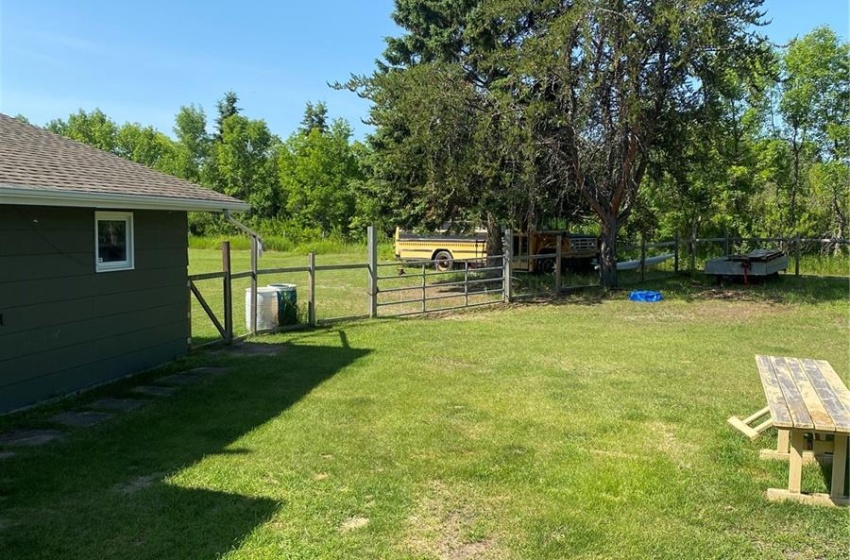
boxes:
[756,355,850,434]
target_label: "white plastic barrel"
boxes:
[245,287,279,331]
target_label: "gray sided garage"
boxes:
[0,113,248,413]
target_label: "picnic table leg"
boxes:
[777,429,789,454]
[788,430,805,494]
[831,434,848,499]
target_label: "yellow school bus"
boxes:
[395,227,599,273]
[394,227,487,271]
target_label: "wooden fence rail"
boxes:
[187,230,848,347]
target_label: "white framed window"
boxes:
[95,211,134,272]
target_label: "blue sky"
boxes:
[0,0,847,140]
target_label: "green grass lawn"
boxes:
[1,257,848,558]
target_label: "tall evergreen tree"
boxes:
[345,0,546,259]
[300,101,329,134]
[214,90,241,142]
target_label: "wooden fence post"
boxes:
[689,235,696,273]
[222,241,233,344]
[555,233,563,293]
[795,236,801,276]
[503,229,512,303]
[674,235,680,274]
[640,237,647,283]
[250,235,258,335]
[367,226,378,318]
[308,252,316,326]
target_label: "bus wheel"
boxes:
[539,257,556,275]
[434,251,454,271]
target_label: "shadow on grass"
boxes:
[504,270,848,308]
[558,271,849,305]
[0,337,370,559]
[649,273,849,305]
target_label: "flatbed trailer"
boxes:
[704,249,789,283]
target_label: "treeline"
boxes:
[636,25,849,246]
[24,4,848,275]
[36,95,368,240]
[341,4,848,264]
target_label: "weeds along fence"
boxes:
[188,229,848,347]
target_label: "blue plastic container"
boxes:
[628,290,663,303]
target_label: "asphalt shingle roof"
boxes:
[0,113,248,211]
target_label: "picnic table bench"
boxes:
[754,355,850,506]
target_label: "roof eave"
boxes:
[0,185,250,213]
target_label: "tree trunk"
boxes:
[485,212,503,270]
[599,216,618,288]
[790,134,800,234]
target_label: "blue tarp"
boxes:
[629,290,663,303]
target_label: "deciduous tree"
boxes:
[493,0,769,286]
[279,105,364,235]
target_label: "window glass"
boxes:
[98,220,127,263]
[95,212,133,272]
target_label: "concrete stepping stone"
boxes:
[113,472,163,494]
[157,373,203,386]
[225,343,287,357]
[132,385,177,397]
[87,398,148,412]
[187,366,229,376]
[0,429,64,447]
[51,410,113,428]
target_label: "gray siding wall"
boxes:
[0,205,189,412]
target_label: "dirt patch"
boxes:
[648,421,698,469]
[687,301,782,323]
[589,449,644,460]
[340,516,369,533]
[403,481,508,560]
[694,288,787,305]
[619,299,783,324]
[113,473,163,494]
[313,473,329,481]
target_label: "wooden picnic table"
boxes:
[756,355,850,506]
